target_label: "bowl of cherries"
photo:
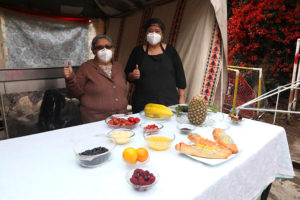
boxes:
[105,114,141,129]
[126,168,158,191]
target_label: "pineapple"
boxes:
[188,95,207,125]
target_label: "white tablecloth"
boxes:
[0,113,294,200]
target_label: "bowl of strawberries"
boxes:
[105,114,141,129]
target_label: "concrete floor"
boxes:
[267,167,300,200]
[258,112,300,200]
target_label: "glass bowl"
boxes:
[176,123,196,134]
[228,114,244,124]
[107,129,135,145]
[143,131,175,151]
[73,135,116,167]
[126,168,159,191]
[105,114,141,129]
[175,112,189,124]
[140,121,163,134]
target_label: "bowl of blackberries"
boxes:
[126,168,158,191]
[74,135,116,167]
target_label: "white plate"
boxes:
[169,104,216,114]
[184,152,238,165]
[200,118,215,127]
[213,121,230,130]
[139,111,172,121]
[168,104,188,113]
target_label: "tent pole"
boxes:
[220,62,223,112]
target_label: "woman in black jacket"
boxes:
[125,18,186,113]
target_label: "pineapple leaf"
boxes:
[207,105,218,113]
[175,105,188,116]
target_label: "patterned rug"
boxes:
[201,19,223,105]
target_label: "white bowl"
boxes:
[176,123,196,134]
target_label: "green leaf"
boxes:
[207,105,218,113]
[175,105,188,116]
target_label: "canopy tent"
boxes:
[105,0,227,105]
[0,0,227,107]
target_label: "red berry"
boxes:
[149,177,155,183]
[131,177,138,184]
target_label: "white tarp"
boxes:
[106,0,227,106]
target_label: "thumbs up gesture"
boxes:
[63,61,73,79]
[132,64,140,80]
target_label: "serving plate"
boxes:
[184,152,239,166]
[139,111,172,121]
[182,138,240,165]
[169,104,217,113]
[213,121,230,130]
[168,104,188,113]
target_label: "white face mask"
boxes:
[97,48,112,63]
[146,32,162,45]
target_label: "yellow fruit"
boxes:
[122,147,138,164]
[144,103,173,118]
[136,147,149,162]
[110,131,131,144]
[146,136,172,151]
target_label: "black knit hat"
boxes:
[144,18,165,33]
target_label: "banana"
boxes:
[144,103,173,118]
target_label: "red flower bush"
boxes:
[228,0,300,90]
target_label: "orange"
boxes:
[122,147,138,164]
[137,147,149,162]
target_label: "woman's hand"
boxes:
[132,64,140,79]
[129,64,140,81]
[63,61,73,79]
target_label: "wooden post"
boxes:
[288,39,300,120]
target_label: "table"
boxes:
[0,113,295,200]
